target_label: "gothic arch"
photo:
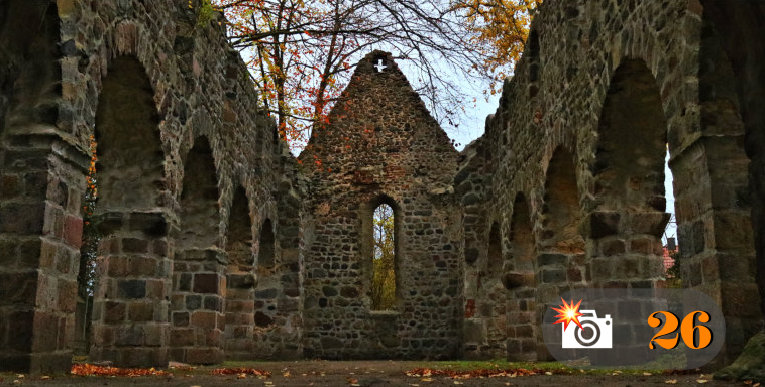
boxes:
[171,135,225,364]
[589,58,668,287]
[506,193,538,361]
[224,185,256,357]
[89,55,171,367]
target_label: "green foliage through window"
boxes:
[371,204,396,310]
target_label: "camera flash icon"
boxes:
[552,298,613,349]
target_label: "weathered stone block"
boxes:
[629,212,670,237]
[587,211,620,238]
[193,273,219,294]
[117,279,146,299]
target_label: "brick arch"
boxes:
[87,54,173,368]
[539,147,585,255]
[470,219,507,358]
[176,135,222,250]
[534,146,586,359]
[78,19,188,202]
[223,184,256,358]
[360,194,401,310]
[170,134,225,364]
[94,56,165,213]
[506,192,538,361]
[586,58,668,288]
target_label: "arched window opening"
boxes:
[224,186,255,356]
[506,194,535,288]
[226,186,253,268]
[592,58,671,287]
[594,59,666,213]
[177,137,220,251]
[253,218,277,329]
[487,222,502,270]
[88,55,169,365]
[506,193,538,361]
[663,146,679,276]
[541,147,584,254]
[171,136,224,364]
[371,203,396,310]
[258,219,275,269]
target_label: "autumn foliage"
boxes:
[455,0,543,96]
[371,204,396,310]
[203,0,540,150]
[71,364,170,377]
[211,367,271,376]
[405,367,554,378]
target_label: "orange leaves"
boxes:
[405,367,547,379]
[71,364,170,377]
[211,367,271,377]
[453,0,541,95]
[70,364,271,378]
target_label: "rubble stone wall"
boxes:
[0,0,303,372]
[456,0,764,362]
[299,51,462,359]
[1,0,764,375]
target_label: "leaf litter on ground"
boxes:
[406,367,556,379]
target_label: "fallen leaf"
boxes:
[421,377,433,382]
[71,364,170,377]
[665,380,677,384]
[40,376,51,380]
[405,368,541,379]
[643,372,653,376]
[211,368,270,377]
[696,380,709,384]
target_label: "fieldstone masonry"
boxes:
[299,51,462,359]
[0,0,764,378]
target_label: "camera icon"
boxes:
[561,310,613,349]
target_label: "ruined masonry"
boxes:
[0,0,763,375]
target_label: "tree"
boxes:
[454,0,542,96]
[206,0,540,150]
[371,204,396,310]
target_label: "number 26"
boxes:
[647,310,713,350]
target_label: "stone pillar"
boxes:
[170,248,226,364]
[584,210,668,366]
[674,138,763,363]
[0,136,88,373]
[224,268,255,358]
[89,211,172,367]
[585,210,668,288]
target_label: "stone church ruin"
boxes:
[1,0,764,378]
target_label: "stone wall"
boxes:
[458,0,764,363]
[0,0,303,372]
[299,51,463,359]
[1,0,764,376]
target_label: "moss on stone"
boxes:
[716,331,765,383]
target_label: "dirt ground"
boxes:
[0,361,748,386]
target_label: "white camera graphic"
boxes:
[561,310,613,349]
